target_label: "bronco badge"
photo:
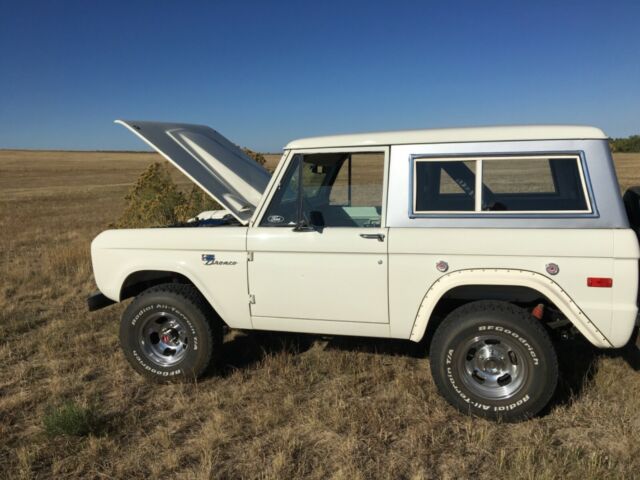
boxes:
[202,254,216,265]
[201,254,237,266]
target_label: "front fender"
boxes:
[90,228,251,329]
[409,268,612,348]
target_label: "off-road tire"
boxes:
[119,283,222,382]
[430,300,558,421]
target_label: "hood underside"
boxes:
[116,120,271,224]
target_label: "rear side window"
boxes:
[482,158,588,211]
[414,160,476,212]
[413,155,590,215]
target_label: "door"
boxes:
[247,149,389,324]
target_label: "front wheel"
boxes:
[430,300,558,421]
[119,283,222,382]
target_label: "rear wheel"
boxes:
[430,300,558,421]
[119,284,222,382]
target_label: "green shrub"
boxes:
[43,401,100,437]
[115,162,187,228]
[173,184,220,221]
[610,135,640,153]
[115,148,268,228]
[242,147,267,166]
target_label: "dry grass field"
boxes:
[1,149,640,479]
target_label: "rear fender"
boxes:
[409,268,612,348]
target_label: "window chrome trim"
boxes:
[254,146,390,227]
[409,152,598,218]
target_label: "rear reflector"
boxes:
[587,277,613,288]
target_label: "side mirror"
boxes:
[310,211,325,228]
[292,221,317,233]
[292,211,325,233]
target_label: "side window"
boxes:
[482,159,555,194]
[412,155,589,214]
[261,151,385,227]
[260,155,301,226]
[414,160,477,212]
[481,157,588,211]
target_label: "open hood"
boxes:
[116,120,271,224]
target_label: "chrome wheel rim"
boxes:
[139,312,189,367]
[457,334,529,400]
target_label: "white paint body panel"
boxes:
[286,125,607,149]
[247,227,389,325]
[91,227,252,329]
[92,122,640,349]
[387,228,627,347]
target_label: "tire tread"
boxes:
[120,283,222,382]
[430,300,558,421]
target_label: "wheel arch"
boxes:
[120,270,193,300]
[118,269,229,326]
[409,268,612,348]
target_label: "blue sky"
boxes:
[0,0,638,152]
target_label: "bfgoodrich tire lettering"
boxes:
[119,283,222,382]
[430,300,558,421]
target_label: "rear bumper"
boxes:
[87,291,116,311]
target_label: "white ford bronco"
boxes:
[88,120,640,421]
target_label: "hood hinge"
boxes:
[247,251,254,262]
[249,294,256,305]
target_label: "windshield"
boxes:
[261,152,385,228]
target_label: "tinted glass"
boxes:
[413,156,589,213]
[414,160,476,212]
[261,152,385,227]
[260,155,300,226]
[482,158,588,211]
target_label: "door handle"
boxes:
[359,233,385,242]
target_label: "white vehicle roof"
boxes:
[285,125,608,149]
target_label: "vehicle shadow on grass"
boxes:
[545,333,640,412]
[211,327,640,414]
[322,335,428,359]
[612,327,640,372]
[324,334,610,413]
[617,344,640,371]
[547,337,600,412]
[214,330,317,377]
[211,330,426,378]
